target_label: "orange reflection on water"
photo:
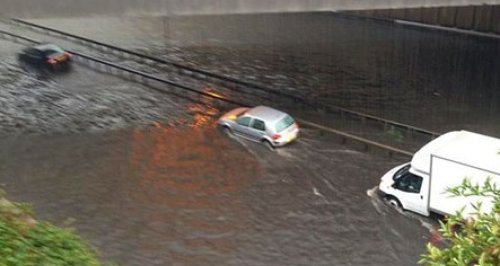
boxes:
[188,103,219,128]
[186,85,228,128]
[202,85,227,100]
[128,122,261,203]
[206,90,225,99]
[127,124,260,259]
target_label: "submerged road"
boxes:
[0,126,427,265]
[1,36,428,265]
[19,12,500,136]
[0,12,498,265]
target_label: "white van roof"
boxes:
[411,130,500,175]
[433,131,500,174]
[411,131,461,174]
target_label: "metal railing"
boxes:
[0,28,414,158]
[8,18,441,140]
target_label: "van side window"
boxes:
[236,116,251,127]
[395,173,423,193]
[251,119,265,131]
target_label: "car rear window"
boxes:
[42,46,65,56]
[275,115,295,132]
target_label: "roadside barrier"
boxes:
[8,18,441,141]
[0,28,413,158]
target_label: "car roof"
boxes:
[33,43,64,52]
[245,106,288,123]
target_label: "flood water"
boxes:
[26,13,500,136]
[0,126,427,265]
[0,11,498,266]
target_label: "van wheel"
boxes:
[262,140,275,151]
[386,196,402,211]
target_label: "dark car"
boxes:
[18,43,71,70]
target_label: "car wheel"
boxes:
[221,126,232,136]
[386,196,403,211]
[262,140,275,151]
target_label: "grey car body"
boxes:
[218,106,299,147]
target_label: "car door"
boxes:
[248,118,267,141]
[36,50,47,64]
[22,48,36,63]
[233,116,254,140]
[32,49,41,61]
[27,49,43,64]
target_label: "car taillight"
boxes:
[272,134,281,140]
[295,122,299,129]
[47,58,57,64]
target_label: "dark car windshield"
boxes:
[275,115,294,132]
[393,164,411,180]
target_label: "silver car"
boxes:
[218,106,299,148]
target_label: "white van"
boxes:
[378,130,500,218]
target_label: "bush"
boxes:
[0,193,103,266]
[419,178,500,266]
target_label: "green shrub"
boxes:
[0,193,103,266]
[419,178,500,266]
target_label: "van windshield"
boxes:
[275,115,294,132]
[393,164,411,181]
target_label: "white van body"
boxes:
[379,130,500,218]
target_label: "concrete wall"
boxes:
[2,0,500,17]
[347,4,500,34]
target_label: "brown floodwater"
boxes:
[0,11,498,265]
[0,125,428,265]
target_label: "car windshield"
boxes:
[275,115,294,132]
[393,164,411,180]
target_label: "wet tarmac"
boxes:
[0,126,428,266]
[0,39,196,136]
[24,12,500,136]
[0,11,498,266]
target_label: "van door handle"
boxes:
[420,195,423,199]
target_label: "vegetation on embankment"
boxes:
[0,190,103,266]
[419,178,500,266]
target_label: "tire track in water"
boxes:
[227,127,428,265]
